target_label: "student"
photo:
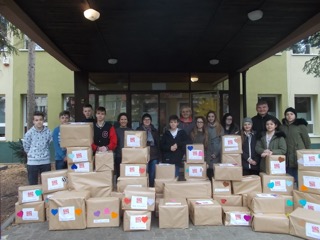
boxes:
[136,113,160,187]
[161,115,191,177]
[240,117,260,175]
[279,107,311,183]
[92,106,117,153]
[82,104,95,122]
[52,110,70,170]
[221,113,240,135]
[178,105,195,136]
[255,118,287,173]
[190,116,209,158]
[23,111,52,185]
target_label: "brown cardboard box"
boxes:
[222,135,242,154]
[120,163,147,177]
[15,201,45,224]
[124,130,147,148]
[68,161,93,173]
[298,170,320,195]
[41,170,68,194]
[43,193,54,209]
[252,213,289,234]
[214,164,242,181]
[242,194,248,207]
[122,147,150,164]
[66,147,93,163]
[68,171,113,197]
[164,181,212,199]
[184,162,207,180]
[232,175,262,195]
[260,172,294,195]
[222,154,242,166]
[110,192,125,216]
[223,206,252,226]
[156,193,164,199]
[95,151,114,171]
[293,190,320,212]
[122,186,155,211]
[289,208,320,239]
[248,193,285,214]
[265,155,286,175]
[213,195,242,206]
[86,197,120,228]
[159,198,189,229]
[155,164,175,179]
[155,197,162,218]
[123,210,151,231]
[18,185,42,204]
[283,195,294,215]
[117,176,148,193]
[186,144,205,163]
[189,199,222,226]
[297,149,320,171]
[60,122,93,147]
[49,190,90,230]
[154,178,178,193]
[212,180,231,195]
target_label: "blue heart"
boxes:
[286,180,293,187]
[186,169,189,173]
[51,209,58,216]
[68,153,75,159]
[286,200,293,207]
[318,154,320,159]
[267,182,274,188]
[187,146,193,151]
[299,199,307,206]
[71,164,78,170]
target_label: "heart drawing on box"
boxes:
[75,209,82,216]
[299,199,307,206]
[286,200,294,207]
[139,168,145,174]
[220,199,227,204]
[51,209,58,216]
[141,216,148,223]
[147,199,155,205]
[35,189,42,196]
[104,208,110,214]
[223,181,229,187]
[300,185,308,191]
[71,164,78,170]
[244,215,251,221]
[278,156,285,163]
[94,210,100,217]
[267,182,275,188]
[187,146,193,151]
[124,198,131,205]
[111,212,118,219]
[16,211,23,218]
[68,153,75,159]
[286,180,293,187]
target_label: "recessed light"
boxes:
[108,58,118,64]
[209,59,219,65]
[248,10,263,21]
[84,9,100,21]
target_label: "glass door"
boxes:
[191,91,220,119]
[98,94,127,125]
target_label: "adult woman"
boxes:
[221,113,240,135]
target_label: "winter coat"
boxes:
[279,118,311,168]
[241,131,260,171]
[252,113,281,138]
[206,125,224,168]
[136,124,160,161]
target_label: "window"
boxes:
[292,43,312,54]
[23,35,43,51]
[23,95,48,132]
[295,96,314,133]
[64,95,75,122]
[0,96,5,139]
[257,95,279,118]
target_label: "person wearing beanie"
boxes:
[279,107,311,183]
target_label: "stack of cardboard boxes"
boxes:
[184,144,207,180]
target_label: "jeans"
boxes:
[55,160,67,170]
[114,156,121,179]
[27,164,51,185]
[148,159,158,187]
[175,165,180,178]
[287,167,298,184]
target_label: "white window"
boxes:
[0,96,5,140]
[295,96,314,133]
[291,43,314,55]
[63,95,75,122]
[257,95,279,119]
[23,35,43,51]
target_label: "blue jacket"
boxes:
[52,125,66,161]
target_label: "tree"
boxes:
[0,15,21,56]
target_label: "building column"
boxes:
[228,72,241,124]
[74,71,89,121]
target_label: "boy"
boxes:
[23,111,52,185]
[82,104,95,122]
[52,110,70,170]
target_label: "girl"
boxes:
[222,113,240,135]
[190,116,209,148]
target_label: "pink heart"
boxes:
[199,151,204,156]
[17,211,23,218]
[244,215,251,221]
[104,208,110,214]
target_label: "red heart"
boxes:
[278,157,285,163]
[223,181,229,187]
[139,168,145,174]
[220,199,227,204]
[124,197,131,204]
[141,216,148,223]
[234,138,240,143]
[17,211,23,218]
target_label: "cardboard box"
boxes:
[222,153,242,166]
[41,170,68,194]
[68,171,113,197]
[110,192,125,216]
[43,193,54,209]
[242,194,248,207]
[95,151,114,171]
[154,178,178,193]
[86,197,120,228]
[289,208,320,239]
[223,206,251,226]
[189,199,222,226]
[184,162,207,180]
[283,195,294,214]
[124,130,147,148]
[297,149,320,171]
[122,186,155,211]
[260,172,294,195]
[212,180,231,195]
[15,201,45,224]
[164,181,212,199]
[123,210,151,231]
[18,185,42,204]
[232,175,262,195]
[155,197,162,218]
[60,122,93,147]
[252,214,289,234]
[293,190,320,212]
[117,176,148,193]
[155,164,175,179]
[248,193,285,214]
[222,135,242,154]
[122,147,150,164]
[186,144,205,163]
[298,170,320,195]
[213,195,242,206]
[49,190,90,230]
[159,198,189,229]
[214,164,242,181]
[265,155,286,175]
[66,147,93,163]
[68,161,93,173]
[120,163,147,177]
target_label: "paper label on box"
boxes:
[22,190,40,203]
[270,161,286,174]
[72,162,90,172]
[188,166,203,177]
[304,202,320,212]
[130,215,147,229]
[47,177,64,191]
[224,137,238,147]
[125,166,140,176]
[219,163,234,167]
[131,196,148,209]
[306,222,320,239]
[229,213,250,225]
[127,135,141,147]
[22,208,39,221]
[303,154,320,166]
[58,206,75,221]
[303,176,320,189]
[165,202,182,205]
[256,193,277,198]
[71,150,88,162]
[269,180,287,192]
[214,188,230,193]
[94,219,110,223]
[128,185,142,188]
[195,200,214,205]
[188,150,203,160]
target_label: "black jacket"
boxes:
[252,113,281,138]
[241,131,260,171]
[136,124,160,161]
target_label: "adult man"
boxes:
[177,105,195,136]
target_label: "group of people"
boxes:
[23,100,311,187]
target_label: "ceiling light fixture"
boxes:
[190,76,199,82]
[84,8,100,21]
[108,58,118,64]
[247,10,263,21]
[209,59,219,65]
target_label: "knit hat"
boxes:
[284,107,297,117]
[242,117,252,125]
[142,113,152,122]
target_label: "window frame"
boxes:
[257,95,279,119]
[294,95,314,134]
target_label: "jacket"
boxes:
[241,131,260,171]
[206,125,224,168]
[252,113,281,138]
[136,124,160,161]
[52,125,66,161]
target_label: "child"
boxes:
[23,111,52,185]
[82,104,95,122]
[52,110,70,170]
[255,118,287,173]
[221,113,240,135]
[161,115,191,177]
[190,116,209,160]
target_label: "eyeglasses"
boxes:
[226,118,233,120]
[197,121,204,124]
